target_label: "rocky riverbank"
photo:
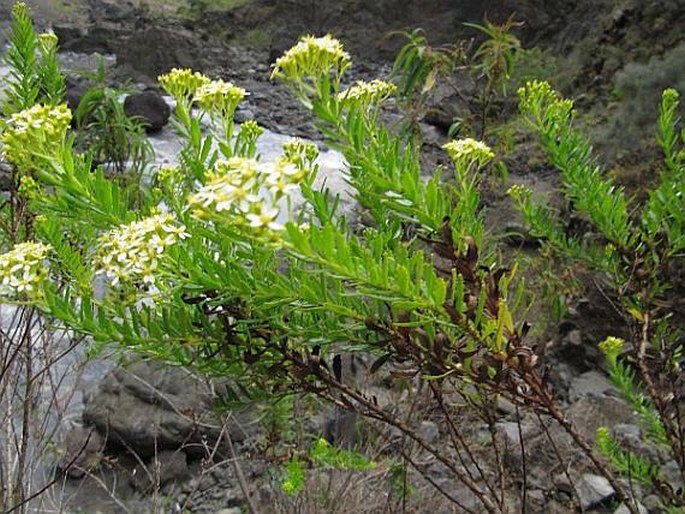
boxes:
[1,0,684,512]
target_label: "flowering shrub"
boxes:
[1,8,682,510]
[513,80,685,509]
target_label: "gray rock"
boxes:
[569,370,616,402]
[566,394,637,441]
[56,425,106,478]
[420,420,440,444]
[234,106,255,123]
[495,396,516,416]
[130,450,189,492]
[641,494,664,512]
[83,360,251,458]
[65,74,92,115]
[566,329,583,347]
[497,421,522,447]
[324,406,359,448]
[124,90,171,133]
[614,501,648,514]
[0,161,13,192]
[575,473,616,510]
[660,459,684,496]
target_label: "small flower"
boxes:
[190,170,260,216]
[158,68,211,104]
[194,79,248,119]
[264,158,305,183]
[0,242,51,299]
[12,2,29,19]
[215,157,262,185]
[239,119,264,141]
[662,88,680,105]
[265,171,299,196]
[282,138,319,168]
[442,138,495,169]
[245,202,282,231]
[96,214,187,290]
[506,184,533,202]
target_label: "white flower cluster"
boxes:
[38,31,58,53]
[1,103,72,170]
[0,241,51,298]
[194,79,247,119]
[96,214,188,288]
[337,79,396,106]
[158,68,211,104]
[190,155,307,231]
[442,138,495,170]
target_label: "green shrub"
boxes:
[2,4,681,510]
[74,56,153,192]
[512,80,685,508]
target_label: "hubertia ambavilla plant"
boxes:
[0,6,680,511]
[511,80,685,508]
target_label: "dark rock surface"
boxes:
[83,360,250,458]
[56,425,106,478]
[123,90,171,132]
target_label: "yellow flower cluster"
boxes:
[1,103,71,171]
[506,184,532,202]
[271,34,351,84]
[96,214,188,288]
[662,88,679,105]
[194,79,247,119]
[38,31,58,53]
[0,241,51,298]
[12,2,29,19]
[282,138,319,169]
[337,79,396,106]
[518,80,574,122]
[598,336,624,364]
[239,120,264,141]
[190,156,307,231]
[442,138,495,170]
[158,68,211,103]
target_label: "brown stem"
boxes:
[635,312,685,488]
[541,395,639,514]
[429,382,500,502]
[399,448,479,514]
[515,405,527,514]
[13,307,35,514]
[306,367,503,514]
[536,412,582,511]
[225,421,258,514]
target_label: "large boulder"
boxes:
[56,425,106,478]
[83,360,251,458]
[124,90,171,133]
